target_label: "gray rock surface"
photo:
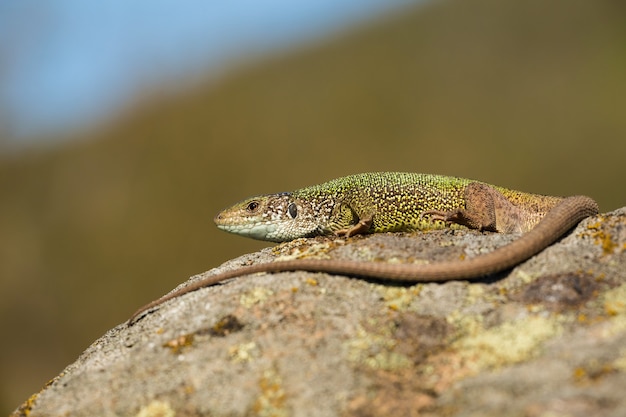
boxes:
[14,208,626,417]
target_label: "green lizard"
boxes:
[129,172,598,324]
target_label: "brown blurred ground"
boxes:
[1,0,626,413]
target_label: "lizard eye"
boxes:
[287,203,298,219]
[246,201,259,212]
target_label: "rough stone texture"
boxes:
[14,208,626,417]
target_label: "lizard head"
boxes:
[214,193,321,242]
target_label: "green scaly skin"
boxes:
[129,172,598,324]
[214,172,563,242]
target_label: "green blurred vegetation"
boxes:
[2,0,626,412]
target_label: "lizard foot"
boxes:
[421,209,463,224]
[334,216,373,237]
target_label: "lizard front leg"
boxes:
[326,202,374,237]
[334,214,373,237]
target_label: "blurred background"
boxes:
[1,0,625,413]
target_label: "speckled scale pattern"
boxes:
[292,172,472,233]
[214,172,564,242]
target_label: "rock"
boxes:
[13,208,626,417]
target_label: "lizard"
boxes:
[128,172,599,324]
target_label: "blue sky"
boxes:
[0,0,419,146]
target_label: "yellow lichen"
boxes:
[135,400,175,417]
[572,361,617,385]
[273,241,333,261]
[597,284,626,338]
[305,277,318,286]
[209,314,244,337]
[446,310,484,338]
[379,286,421,311]
[240,287,274,308]
[603,284,626,316]
[253,368,288,417]
[162,334,194,354]
[455,316,562,372]
[573,367,588,381]
[587,220,619,255]
[345,325,412,371]
[15,392,38,416]
[229,341,258,363]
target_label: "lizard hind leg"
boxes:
[422,182,500,232]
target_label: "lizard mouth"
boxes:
[216,222,283,242]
